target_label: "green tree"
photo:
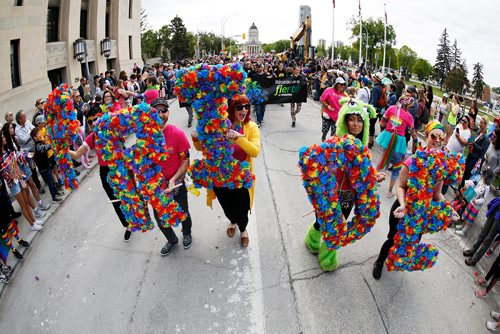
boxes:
[412,58,433,80]
[451,39,461,68]
[472,62,484,99]
[444,64,468,94]
[433,28,451,87]
[492,87,500,95]
[141,29,159,59]
[169,16,192,60]
[349,16,397,67]
[396,45,417,77]
[157,25,171,60]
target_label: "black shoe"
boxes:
[73,160,82,167]
[372,261,383,280]
[463,249,474,257]
[52,196,63,203]
[11,211,22,219]
[291,121,296,128]
[38,187,46,195]
[124,230,132,242]
[75,170,81,176]
[0,264,12,276]
[183,235,192,249]
[465,258,475,266]
[18,239,30,248]
[12,248,23,260]
[160,241,178,256]
[188,121,192,128]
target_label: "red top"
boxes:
[232,127,247,162]
[159,124,191,180]
[85,132,107,166]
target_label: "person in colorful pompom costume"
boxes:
[372,121,463,279]
[300,98,384,271]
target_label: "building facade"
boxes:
[1,0,142,120]
[244,23,262,56]
[318,39,326,50]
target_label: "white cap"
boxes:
[334,77,346,86]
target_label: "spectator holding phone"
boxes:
[445,115,472,154]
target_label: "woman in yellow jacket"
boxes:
[191,94,261,247]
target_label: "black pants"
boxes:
[30,165,42,189]
[469,208,500,264]
[213,187,250,232]
[376,200,402,264]
[99,166,128,228]
[321,117,336,142]
[369,117,377,137]
[485,254,500,293]
[39,169,57,200]
[153,184,192,243]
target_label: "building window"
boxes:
[129,36,133,59]
[129,0,133,19]
[105,13,110,39]
[14,0,23,5]
[10,40,21,88]
[47,7,59,42]
[80,9,88,39]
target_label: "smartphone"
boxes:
[456,128,459,133]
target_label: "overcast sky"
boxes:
[143,0,500,87]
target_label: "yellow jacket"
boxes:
[193,121,261,210]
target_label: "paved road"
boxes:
[0,99,496,333]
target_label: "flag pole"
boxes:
[331,1,335,65]
[358,0,363,66]
[382,2,387,74]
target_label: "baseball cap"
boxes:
[334,77,346,86]
[35,115,45,125]
[151,98,169,108]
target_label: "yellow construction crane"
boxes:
[290,16,311,62]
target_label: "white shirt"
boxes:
[446,125,471,153]
[356,87,370,104]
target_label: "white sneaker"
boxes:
[34,219,45,226]
[30,223,43,231]
[34,207,46,218]
[455,224,463,230]
[39,202,50,210]
[491,311,500,322]
[455,230,465,237]
[487,321,498,332]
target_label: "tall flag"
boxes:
[359,0,361,17]
[385,5,388,24]
[333,0,335,8]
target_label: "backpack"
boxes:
[377,85,388,108]
[417,102,430,125]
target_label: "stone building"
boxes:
[244,23,262,56]
[1,0,142,119]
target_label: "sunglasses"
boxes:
[156,107,169,113]
[235,104,251,111]
[430,133,445,141]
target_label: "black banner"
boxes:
[251,75,308,104]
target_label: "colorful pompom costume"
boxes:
[299,98,380,271]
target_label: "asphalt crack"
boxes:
[267,167,301,177]
[127,251,153,328]
[363,275,390,334]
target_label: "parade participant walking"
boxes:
[304,98,384,271]
[320,77,347,142]
[69,117,132,241]
[150,98,193,256]
[192,95,261,248]
[251,65,268,127]
[290,66,305,128]
[376,97,415,198]
[445,94,461,143]
[373,121,455,279]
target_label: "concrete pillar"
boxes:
[59,0,82,84]
[88,0,107,75]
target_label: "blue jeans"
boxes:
[39,169,57,200]
[254,104,266,124]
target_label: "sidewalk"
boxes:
[0,157,98,295]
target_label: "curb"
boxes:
[0,159,99,295]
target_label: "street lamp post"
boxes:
[221,13,237,52]
[73,38,94,94]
